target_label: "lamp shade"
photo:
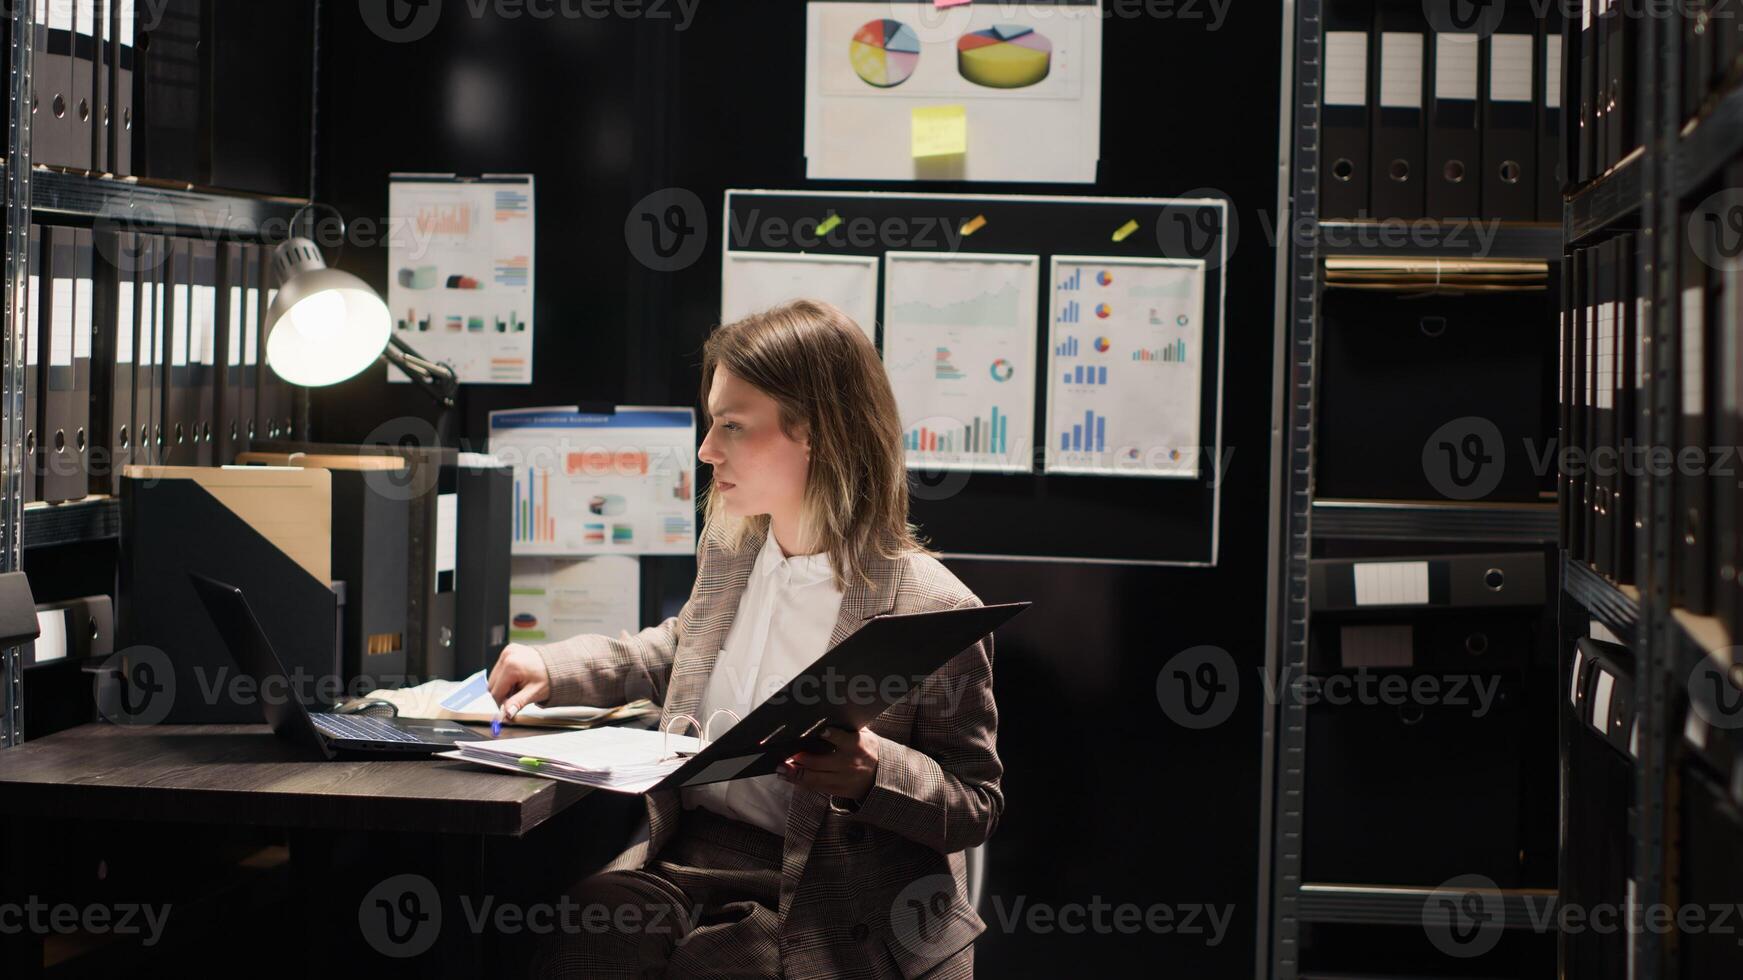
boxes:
[262,237,392,387]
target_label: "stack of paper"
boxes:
[364,670,656,728]
[1323,256,1548,293]
[447,727,701,793]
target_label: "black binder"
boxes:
[1536,8,1565,221]
[137,0,208,184]
[90,0,108,172]
[110,0,133,176]
[1591,238,1615,578]
[1321,0,1372,219]
[1559,254,1573,550]
[239,242,260,442]
[215,241,246,462]
[190,239,217,465]
[69,0,94,170]
[1480,14,1537,220]
[1605,0,1627,168]
[40,225,84,503]
[24,226,41,504]
[454,458,512,680]
[163,236,193,464]
[71,227,96,496]
[1368,0,1428,220]
[1578,0,1597,182]
[35,0,77,168]
[1569,246,1588,560]
[257,248,290,439]
[1426,31,1480,219]
[135,232,162,466]
[326,469,411,688]
[92,227,136,494]
[1675,224,1713,612]
[1683,0,1711,126]
[1613,232,1639,585]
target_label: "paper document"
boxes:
[447,727,703,794]
[364,670,655,728]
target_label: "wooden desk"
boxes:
[0,723,589,837]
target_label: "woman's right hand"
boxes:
[487,643,551,720]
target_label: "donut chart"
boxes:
[957,24,1053,89]
[850,19,922,88]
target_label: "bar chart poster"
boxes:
[882,252,1038,473]
[720,251,879,343]
[387,174,535,385]
[488,407,696,557]
[1045,256,1206,478]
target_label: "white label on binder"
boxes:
[172,284,189,367]
[1323,32,1367,107]
[1597,302,1613,410]
[1589,620,1620,645]
[1352,560,1429,606]
[101,0,109,40]
[50,279,73,367]
[436,492,458,576]
[116,285,133,364]
[26,276,38,367]
[1379,33,1423,109]
[227,287,243,366]
[197,286,217,366]
[1685,709,1708,749]
[1434,35,1478,102]
[1488,34,1533,103]
[139,282,154,366]
[1570,648,1584,705]
[1635,296,1646,389]
[1545,38,1562,109]
[120,0,134,47]
[47,0,72,32]
[1681,285,1703,416]
[1628,718,1639,758]
[74,0,92,36]
[34,609,68,663]
[1592,670,1614,733]
[74,278,92,360]
[244,288,259,366]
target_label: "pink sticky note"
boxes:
[936,0,972,7]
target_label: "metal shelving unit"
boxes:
[1309,499,1557,543]
[2,0,33,747]
[1317,221,1563,260]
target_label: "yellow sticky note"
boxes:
[1111,219,1140,243]
[817,213,843,236]
[961,214,987,236]
[912,105,967,159]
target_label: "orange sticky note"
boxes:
[961,214,988,236]
[936,0,973,7]
[912,105,967,159]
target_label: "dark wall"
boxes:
[313,1,1283,973]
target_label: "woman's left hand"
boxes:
[778,726,879,803]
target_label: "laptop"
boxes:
[188,572,483,757]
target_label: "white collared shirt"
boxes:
[679,529,846,836]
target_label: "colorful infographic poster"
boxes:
[488,407,696,556]
[1044,256,1207,478]
[508,555,641,644]
[882,251,1038,473]
[387,174,535,384]
[720,251,880,343]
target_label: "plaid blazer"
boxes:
[534,523,1003,979]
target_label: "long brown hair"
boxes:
[698,299,934,591]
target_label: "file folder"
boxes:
[1614,233,1639,584]
[215,241,245,462]
[1594,0,1608,174]
[135,233,162,465]
[257,250,289,439]
[1537,10,1565,220]
[70,0,94,170]
[1682,0,1710,126]
[190,239,217,465]
[163,236,193,464]
[35,0,77,168]
[1369,1,1427,220]
[239,242,261,443]
[137,0,208,183]
[72,227,95,496]
[91,0,107,172]
[1321,1,1371,219]
[1570,246,1588,560]
[24,594,113,668]
[1559,254,1572,550]
[1426,31,1480,219]
[1605,0,1628,168]
[1481,16,1537,220]
[1578,0,1596,182]
[93,227,136,494]
[454,456,512,680]
[1676,225,1713,612]
[110,0,133,176]
[24,226,41,504]
[1592,239,1615,577]
[41,225,84,502]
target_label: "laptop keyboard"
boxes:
[313,713,424,743]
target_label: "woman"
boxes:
[488,299,1002,979]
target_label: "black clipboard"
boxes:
[654,600,1030,790]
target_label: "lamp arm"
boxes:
[381,334,460,409]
